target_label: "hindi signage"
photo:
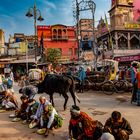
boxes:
[114,54,140,62]
[124,22,140,29]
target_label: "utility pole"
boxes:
[75,0,81,60]
[73,0,97,68]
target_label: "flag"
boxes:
[104,13,114,56]
[40,32,44,55]
[104,13,109,31]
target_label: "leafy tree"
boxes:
[46,48,61,64]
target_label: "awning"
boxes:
[10,58,36,64]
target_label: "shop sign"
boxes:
[114,55,140,62]
[124,22,140,29]
[4,68,11,73]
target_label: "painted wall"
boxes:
[37,25,78,60]
[133,0,140,21]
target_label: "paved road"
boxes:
[0,83,140,140]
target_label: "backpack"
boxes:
[7,79,13,89]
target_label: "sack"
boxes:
[7,79,13,88]
[54,114,63,128]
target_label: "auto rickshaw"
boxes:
[28,69,45,84]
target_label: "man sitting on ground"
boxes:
[12,95,29,121]
[2,89,18,111]
[19,85,37,101]
[68,105,103,140]
[37,104,63,137]
[29,96,51,129]
[104,111,133,140]
[11,95,39,123]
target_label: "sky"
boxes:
[0,0,110,41]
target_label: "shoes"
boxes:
[12,118,21,122]
[29,122,38,129]
[9,114,16,118]
[37,128,46,135]
[0,109,6,113]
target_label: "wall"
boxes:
[37,25,78,61]
[133,0,140,21]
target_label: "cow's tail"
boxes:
[67,75,80,104]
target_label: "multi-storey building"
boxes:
[0,29,5,56]
[97,0,140,64]
[79,19,94,51]
[133,0,140,21]
[37,24,78,62]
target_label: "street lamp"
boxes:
[26,1,44,63]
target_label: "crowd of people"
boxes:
[0,62,139,139]
[0,86,133,140]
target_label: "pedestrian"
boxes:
[130,62,138,103]
[104,111,133,140]
[136,65,140,106]
[7,69,14,93]
[78,66,86,93]
[68,105,103,140]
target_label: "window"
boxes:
[58,29,62,39]
[69,48,73,55]
[74,48,78,55]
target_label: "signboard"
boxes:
[82,51,94,61]
[4,68,11,73]
[114,54,140,62]
[124,22,140,29]
[9,42,20,48]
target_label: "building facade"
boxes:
[133,0,140,21]
[0,29,5,56]
[97,0,140,63]
[37,24,78,62]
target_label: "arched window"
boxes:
[53,29,57,39]
[118,36,128,49]
[130,37,140,49]
[58,29,62,39]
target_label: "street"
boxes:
[0,83,140,140]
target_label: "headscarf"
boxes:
[70,105,80,115]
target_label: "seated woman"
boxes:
[104,111,133,140]
[68,105,103,140]
[2,89,18,111]
[37,104,63,137]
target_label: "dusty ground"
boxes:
[0,84,140,140]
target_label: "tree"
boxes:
[46,48,61,64]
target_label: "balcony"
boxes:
[52,35,68,41]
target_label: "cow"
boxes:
[37,74,80,110]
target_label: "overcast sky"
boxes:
[0,0,110,41]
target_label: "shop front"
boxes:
[114,54,140,66]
